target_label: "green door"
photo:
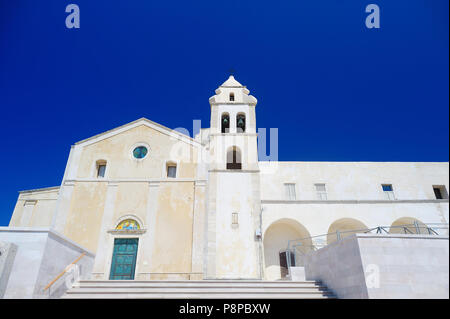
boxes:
[109,238,139,280]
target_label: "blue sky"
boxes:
[0,0,448,226]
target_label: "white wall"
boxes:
[260,162,449,201]
[0,228,94,299]
[304,233,449,299]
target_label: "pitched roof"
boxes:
[74,117,202,147]
[220,75,245,88]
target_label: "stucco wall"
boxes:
[9,187,59,228]
[0,241,17,298]
[304,233,449,299]
[211,172,260,279]
[260,162,449,201]
[0,228,94,299]
[76,124,197,180]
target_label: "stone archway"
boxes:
[326,218,368,245]
[390,217,428,234]
[263,219,312,280]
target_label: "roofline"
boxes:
[74,117,202,147]
[19,186,60,194]
[258,161,449,164]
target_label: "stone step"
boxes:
[64,294,333,299]
[66,287,331,294]
[75,280,324,288]
[63,280,336,299]
[63,292,334,299]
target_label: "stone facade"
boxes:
[6,76,450,284]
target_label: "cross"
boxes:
[229,68,235,76]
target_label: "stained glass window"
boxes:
[116,219,140,230]
[133,146,148,159]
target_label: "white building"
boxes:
[1,75,448,298]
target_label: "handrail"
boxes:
[287,222,449,248]
[43,252,86,291]
[284,222,449,279]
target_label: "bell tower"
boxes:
[204,75,262,279]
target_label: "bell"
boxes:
[237,118,245,127]
[223,118,229,125]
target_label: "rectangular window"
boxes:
[315,184,327,200]
[284,183,296,200]
[232,212,239,225]
[433,185,448,199]
[382,184,395,200]
[97,164,106,178]
[167,165,177,178]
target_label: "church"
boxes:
[1,76,448,298]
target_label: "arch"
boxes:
[116,219,140,230]
[114,214,144,231]
[236,113,246,133]
[221,112,230,133]
[226,146,242,170]
[263,218,312,280]
[389,217,428,234]
[326,218,368,245]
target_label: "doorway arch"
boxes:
[263,219,312,280]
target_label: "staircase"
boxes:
[62,280,336,299]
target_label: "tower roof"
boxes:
[209,75,257,106]
[220,75,244,88]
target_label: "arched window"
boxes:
[226,146,242,170]
[229,92,235,102]
[96,160,107,178]
[221,113,230,133]
[116,219,140,230]
[236,113,246,133]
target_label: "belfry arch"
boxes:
[263,219,312,280]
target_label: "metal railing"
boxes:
[284,222,449,278]
[43,252,86,294]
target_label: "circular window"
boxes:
[133,146,148,159]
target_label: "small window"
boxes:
[133,146,148,159]
[232,212,239,226]
[433,185,448,199]
[97,165,106,178]
[315,184,327,200]
[382,184,395,200]
[96,160,107,178]
[285,183,296,200]
[229,93,235,102]
[167,165,177,178]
